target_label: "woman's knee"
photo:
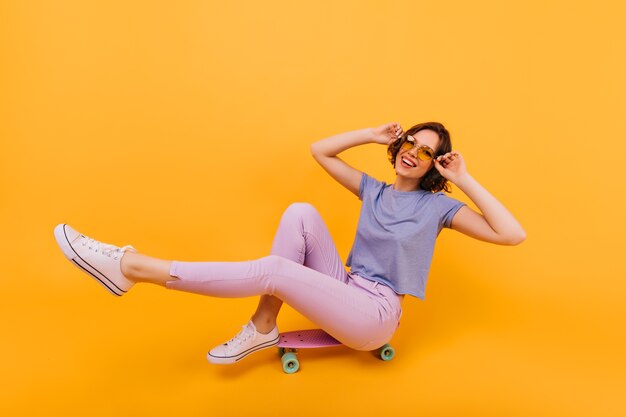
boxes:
[282,202,318,221]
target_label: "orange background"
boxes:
[1,0,625,416]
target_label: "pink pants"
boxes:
[166,203,403,351]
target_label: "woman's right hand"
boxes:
[371,122,404,145]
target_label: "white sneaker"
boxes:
[53,223,138,296]
[208,321,280,364]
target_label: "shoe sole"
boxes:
[207,336,280,365]
[54,224,127,296]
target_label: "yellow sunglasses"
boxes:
[399,135,436,161]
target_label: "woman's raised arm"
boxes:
[310,123,402,197]
[435,151,527,245]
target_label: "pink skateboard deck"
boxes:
[277,329,341,349]
[276,329,395,374]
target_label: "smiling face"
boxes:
[387,121,453,193]
[394,129,441,181]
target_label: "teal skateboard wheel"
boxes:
[378,344,395,361]
[281,352,299,374]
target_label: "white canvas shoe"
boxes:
[208,321,280,364]
[53,223,138,296]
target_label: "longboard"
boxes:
[276,329,395,374]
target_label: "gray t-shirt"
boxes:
[346,172,466,299]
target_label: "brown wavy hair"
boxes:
[387,121,452,193]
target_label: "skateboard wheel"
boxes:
[281,352,299,374]
[278,347,285,357]
[378,344,395,361]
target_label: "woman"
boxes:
[53,121,526,365]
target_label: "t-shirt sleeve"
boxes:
[358,172,382,201]
[437,193,466,229]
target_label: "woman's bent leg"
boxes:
[253,203,347,332]
[167,255,398,350]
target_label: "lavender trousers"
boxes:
[166,202,403,351]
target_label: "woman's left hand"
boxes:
[434,151,468,184]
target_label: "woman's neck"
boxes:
[392,176,420,192]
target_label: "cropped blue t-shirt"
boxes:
[345,172,466,299]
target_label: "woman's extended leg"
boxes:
[53,205,401,364]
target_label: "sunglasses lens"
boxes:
[417,148,434,161]
[399,140,412,152]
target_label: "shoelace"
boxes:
[80,235,134,260]
[224,324,257,352]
